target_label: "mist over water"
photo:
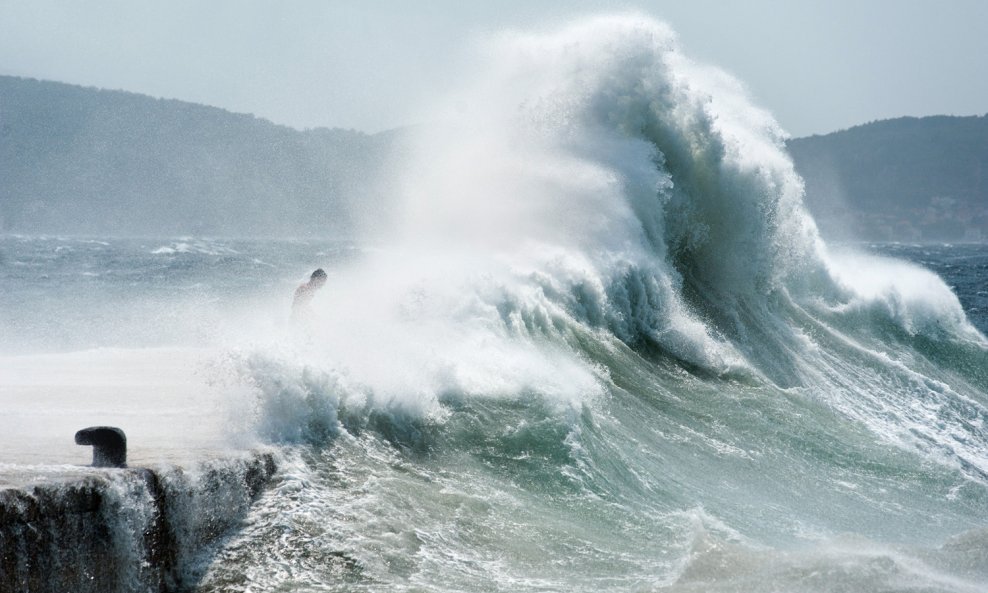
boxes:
[3,14,988,592]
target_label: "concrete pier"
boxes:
[0,451,277,593]
[0,348,282,591]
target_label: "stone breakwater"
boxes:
[0,451,277,593]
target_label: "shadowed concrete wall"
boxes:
[0,452,276,593]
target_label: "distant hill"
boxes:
[0,75,399,237]
[2,76,985,242]
[788,115,988,242]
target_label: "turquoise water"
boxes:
[3,236,986,592]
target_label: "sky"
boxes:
[1,0,986,138]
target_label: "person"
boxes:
[291,268,327,322]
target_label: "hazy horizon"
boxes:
[2,1,986,137]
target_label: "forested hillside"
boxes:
[788,115,988,241]
[2,75,985,242]
[0,76,398,237]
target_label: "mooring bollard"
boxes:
[75,426,127,468]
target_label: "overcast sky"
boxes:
[1,0,985,137]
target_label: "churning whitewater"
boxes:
[4,14,987,592]
[191,16,988,592]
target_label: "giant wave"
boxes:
[206,15,988,593]
[2,14,986,593]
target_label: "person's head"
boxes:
[310,268,328,288]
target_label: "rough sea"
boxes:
[2,16,987,593]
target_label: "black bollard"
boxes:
[75,426,127,468]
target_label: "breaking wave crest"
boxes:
[236,15,987,484]
[191,15,988,593]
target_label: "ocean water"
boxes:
[3,15,988,593]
